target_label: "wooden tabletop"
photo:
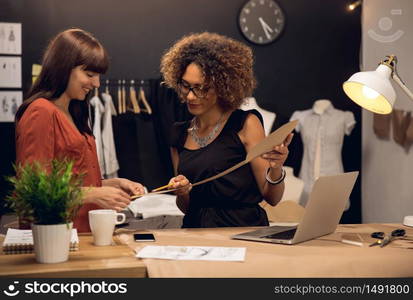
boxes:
[0,234,147,278]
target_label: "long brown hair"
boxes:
[16,28,109,135]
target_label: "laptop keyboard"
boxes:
[263,228,297,240]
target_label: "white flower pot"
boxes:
[32,222,72,264]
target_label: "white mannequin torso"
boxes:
[240,97,276,135]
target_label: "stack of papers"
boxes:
[2,228,79,255]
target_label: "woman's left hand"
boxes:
[261,133,293,169]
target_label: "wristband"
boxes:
[265,167,286,185]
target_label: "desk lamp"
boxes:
[343,55,413,227]
[343,55,413,114]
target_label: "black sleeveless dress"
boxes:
[170,109,269,228]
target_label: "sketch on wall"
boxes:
[0,22,22,55]
[0,91,22,122]
[0,56,21,88]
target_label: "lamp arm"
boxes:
[392,72,413,102]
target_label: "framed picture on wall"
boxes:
[0,22,22,55]
[0,91,22,122]
[0,56,21,88]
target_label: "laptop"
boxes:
[231,171,359,245]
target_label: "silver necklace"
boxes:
[189,114,224,148]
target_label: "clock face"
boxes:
[239,0,285,45]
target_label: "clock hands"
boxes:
[258,17,273,40]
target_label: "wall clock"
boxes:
[238,0,285,45]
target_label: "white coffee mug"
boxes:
[88,209,126,246]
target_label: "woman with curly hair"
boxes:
[161,32,293,228]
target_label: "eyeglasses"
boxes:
[177,80,210,99]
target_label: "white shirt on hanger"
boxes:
[101,92,119,178]
[90,95,105,176]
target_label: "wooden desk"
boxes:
[127,224,413,278]
[0,235,147,278]
[1,224,412,278]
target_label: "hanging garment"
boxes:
[89,95,105,175]
[148,78,192,178]
[290,101,356,206]
[101,92,119,178]
[373,113,392,139]
[392,109,411,147]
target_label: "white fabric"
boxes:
[128,194,184,219]
[290,101,356,206]
[90,95,105,175]
[101,93,119,178]
[241,97,276,136]
[280,166,304,203]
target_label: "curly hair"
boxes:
[160,32,257,110]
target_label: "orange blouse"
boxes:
[16,98,102,232]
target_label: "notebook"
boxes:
[2,228,79,255]
[231,171,359,245]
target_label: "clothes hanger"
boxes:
[105,79,109,94]
[138,80,152,115]
[104,79,117,116]
[117,79,123,114]
[122,79,127,113]
[129,80,141,114]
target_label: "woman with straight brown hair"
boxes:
[15,28,145,232]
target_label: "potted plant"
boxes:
[6,159,83,263]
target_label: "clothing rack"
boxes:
[95,78,152,115]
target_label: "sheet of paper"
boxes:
[136,245,246,261]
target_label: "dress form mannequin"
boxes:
[290,99,356,209]
[241,97,276,136]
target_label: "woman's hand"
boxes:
[103,178,145,196]
[168,174,192,196]
[261,133,293,169]
[83,186,131,211]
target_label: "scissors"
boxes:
[369,229,406,247]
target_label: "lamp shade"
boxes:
[343,64,396,114]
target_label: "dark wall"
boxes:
[0,0,362,222]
